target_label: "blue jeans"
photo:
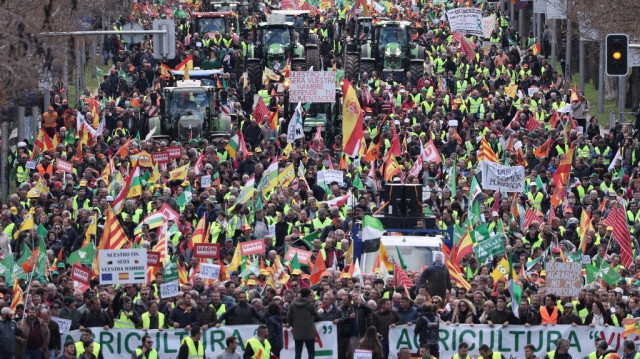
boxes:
[48,348,56,359]
[0,352,14,359]
[25,348,43,359]
[382,338,389,359]
[295,339,315,359]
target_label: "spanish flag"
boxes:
[341,80,364,157]
[529,42,541,56]
[174,54,194,71]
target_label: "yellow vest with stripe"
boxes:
[16,166,29,183]
[312,217,332,231]
[527,192,544,210]
[182,337,205,359]
[135,348,159,359]
[141,311,165,329]
[114,311,136,329]
[246,337,271,359]
[576,144,591,160]
[75,342,101,357]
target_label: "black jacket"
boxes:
[417,265,451,299]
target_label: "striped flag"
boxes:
[10,277,23,312]
[602,202,633,268]
[522,207,543,230]
[112,165,140,214]
[552,145,574,188]
[362,216,385,252]
[342,80,364,157]
[394,261,413,291]
[174,54,194,71]
[189,215,210,250]
[93,207,129,275]
[478,138,499,163]
[253,98,270,123]
[225,131,248,158]
[134,211,165,235]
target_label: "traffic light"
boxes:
[606,34,628,76]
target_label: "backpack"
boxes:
[418,315,439,346]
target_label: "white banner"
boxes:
[389,324,626,359]
[481,15,495,39]
[317,169,345,185]
[446,8,483,37]
[290,71,336,103]
[481,160,525,192]
[98,249,148,285]
[62,322,338,359]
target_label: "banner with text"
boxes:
[389,324,626,359]
[481,15,495,39]
[545,262,582,297]
[481,160,525,193]
[446,8,483,37]
[62,322,338,359]
[290,71,336,103]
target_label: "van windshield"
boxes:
[362,245,435,273]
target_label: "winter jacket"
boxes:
[417,265,451,299]
[414,312,439,347]
[17,316,50,359]
[267,314,284,353]
[371,309,403,339]
[286,297,321,341]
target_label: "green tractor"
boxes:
[344,20,424,83]
[245,16,320,90]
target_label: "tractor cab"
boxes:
[271,10,312,43]
[191,11,240,38]
[201,0,241,12]
[169,69,224,87]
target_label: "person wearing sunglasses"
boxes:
[132,334,157,359]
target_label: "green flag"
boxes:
[96,67,105,78]
[473,230,506,264]
[36,224,48,239]
[67,243,95,267]
[353,175,365,191]
[15,243,32,281]
[526,255,544,271]
[240,257,261,279]
[585,264,599,283]
[466,201,482,226]
[0,256,14,283]
[301,232,319,250]
[535,175,544,192]
[36,239,47,276]
[291,253,301,272]
[601,267,622,286]
[447,158,456,196]
[176,185,193,207]
[508,279,523,317]
[395,246,406,270]
[163,256,179,282]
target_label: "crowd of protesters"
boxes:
[3,0,640,358]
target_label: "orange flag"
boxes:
[533,138,553,158]
[309,253,327,285]
[10,278,23,312]
[115,138,131,159]
[22,247,39,273]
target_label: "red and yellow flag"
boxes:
[478,137,499,163]
[342,80,364,157]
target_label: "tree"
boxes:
[0,0,130,110]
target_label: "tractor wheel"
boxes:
[344,53,360,82]
[360,60,375,77]
[305,47,321,71]
[246,61,263,90]
[409,62,424,79]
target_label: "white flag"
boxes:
[286,102,305,144]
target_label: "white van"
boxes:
[361,235,443,274]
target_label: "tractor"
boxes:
[245,16,320,91]
[270,10,315,44]
[344,20,424,83]
[200,0,241,12]
[191,11,240,38]
[145,79,234,141]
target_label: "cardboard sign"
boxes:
[98,249,148,285]
[446,7,483,37]
[160,280,180,299]
[193,243,220,259]
[199,263,221,280]
[152,151,170,164]
[239,239,266,256]
[285,246,313,264]
[201,175,211,188]
[481,15,495,39]
[147,251,161,267]
[56,159,73,174]
[545,262,582,297]
[71,264,91,285]
[167,146,183,159]
[52,317,72,334]
[354,350,373,359]
[317,169,344,185]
